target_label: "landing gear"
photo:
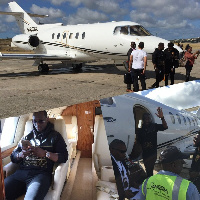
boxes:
[72,63,82,70]
[38,63,49,73]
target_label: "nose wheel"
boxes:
[38,63,49,73]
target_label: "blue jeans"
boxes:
[5,169,52,200]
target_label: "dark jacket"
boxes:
[127,48,134,61]
[164,47,179,71]
[11,122,68,174]
[152,48,165,69]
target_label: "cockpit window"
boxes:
[130,25,151,36]
[120,26,128,35]
[114,25,152,36]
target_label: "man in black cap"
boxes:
[140,146,199,200]
[164,42,179,86]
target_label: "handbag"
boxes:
[124,72,133,84]
[179,56,188,67]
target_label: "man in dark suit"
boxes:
[109,139,141,200]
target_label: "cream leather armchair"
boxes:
[3,118,72,200]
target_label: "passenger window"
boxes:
[82,32,85,39]
[192,118,195,126]
[57,33,60,39]
[75,32,79,39]
[52,33,55,39]
[182,116,186,125]
[120,26,128,35]
[187,117,191,126]
[69,33,73,39]
[63,33,66,39]
[195,118,198,125]
[169,112,175,124]
[0,117,19,148]
[176,114,181,124]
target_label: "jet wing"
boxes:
[0,53,72,61]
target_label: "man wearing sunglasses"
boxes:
[109,139,143,200]
[4,111,68,200]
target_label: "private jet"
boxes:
[0,90,199,199]
[0,1,182,73]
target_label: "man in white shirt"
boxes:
[129,42,147,92]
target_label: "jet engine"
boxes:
[12,34,40,50]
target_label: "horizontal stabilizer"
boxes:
[0,11,48,18]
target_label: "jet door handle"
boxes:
[103,117,116,122]
[107,135,114,138]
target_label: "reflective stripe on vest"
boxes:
[142,174,190,200]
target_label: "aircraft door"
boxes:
[130,105,154,158]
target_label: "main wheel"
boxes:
[72,63,82,70]
[38,64,49,73]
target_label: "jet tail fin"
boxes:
[0,1,40,34]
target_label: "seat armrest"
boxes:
[52,161,69,190]
[3,162,19,178]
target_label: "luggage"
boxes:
[124,72,133,84]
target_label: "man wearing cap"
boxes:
[164,42,179,86]
[126,41,136,92]
[151,43,165,88]
[140,146,200,200]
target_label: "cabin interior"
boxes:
[0,100,119,200]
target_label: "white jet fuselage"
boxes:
[12,21,178,63]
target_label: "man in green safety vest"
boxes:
[140,146,200,200]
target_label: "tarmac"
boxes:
[0,57,200,118]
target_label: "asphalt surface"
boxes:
[0,57,200,118]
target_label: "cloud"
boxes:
[129,0,200,39]
[140,81,200,110]
[46,0,94,7]
[64,7,108,25]
[30,4,64,18]
[30,4,65,23]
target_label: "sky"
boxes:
[138,80,200,111]
[0,0,200,40]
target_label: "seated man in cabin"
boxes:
[131,107,168,178]
[4,110,68,200]
[189,132,200,192]
[109,139,146,200]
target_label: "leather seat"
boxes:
[3,118,72,200]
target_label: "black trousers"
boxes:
[155,68,164,87]
[131,69,146,92]
[185,65,193,82]
[165,67,175,86]
[143,153,157,178]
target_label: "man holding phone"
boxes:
[4,111,68,200]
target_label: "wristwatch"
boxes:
[45,151,51,159]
